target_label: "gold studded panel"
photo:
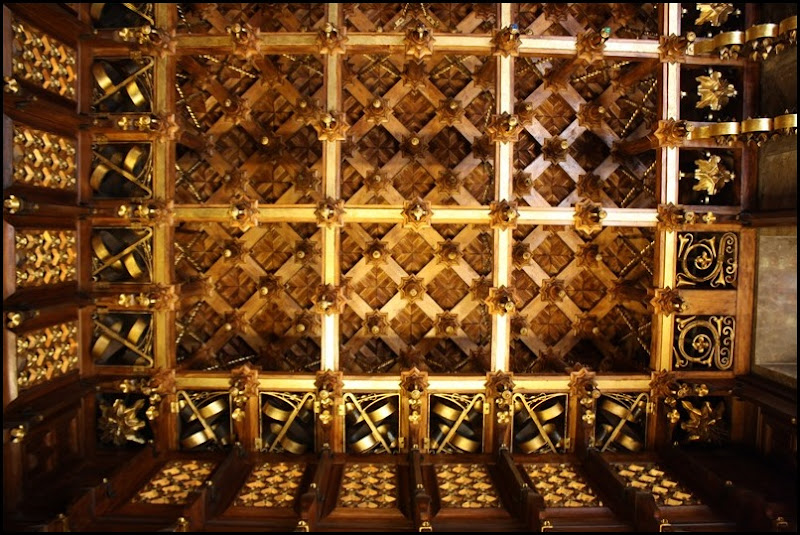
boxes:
[10,17,76,99]
[524,463,600,507]
[337,463,398,508]
[613,463,701,507]
[14,230,77,288]
[435,463,500,509]
[233,462,306,508]
[12,124,77,190]
[132,460,216,505]
[15,322,79,390]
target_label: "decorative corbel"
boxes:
[315,370,343,446]
[489,200,519,230]
[573,199,606,235]
[315,197,344,228]
[657,202,695,231]
[402,197,432,229]
[655,119,694,148]
[486,371,515,426]
[493,25,522,57]
[659,33,696,63]
[651,287,686,316]
[316,22,347,55]
[117,25,177,58]
[405,23,435,59]
[401,367,429,451]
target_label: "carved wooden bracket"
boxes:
[401,367,428,447]
[573,199,606,235]
[486,286,518,315]
[316,22,347,55]
[493,25,522,57]
[312,284,345,315]
[487,112,522,143]
[486,371,515,428]
[649,369,678,401]
[569,365,599,428]
[657,202,695,231]
[315,197,344,227]
[402,197,432,229]
[315,370,343,429]
[229,363,259,422]
[659,33,696,63]
[651,286,686,316]
[489,200,519,230]
[405,23,435,59]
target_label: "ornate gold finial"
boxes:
[402,198,432,229]
[651,287,686,316]
[98,399,147,446]
[512,242,533,269]
[294,97,321,125]
[659,32,696,63]
[696,4,737,27]
[436,98,465,126]
[493,25,521,57]
[312,284,345,315]
[399,275,427,303]
[577,103,607,130]
[576,27,611,64]
[489,200,519,230]
[405,22,435,59]
[696,70,737,111]
[364,169,391,192]
[401,134,428,159]
[540,278,567,303]
[541,136,570,164]
[569,365,599,426]
[486,286,518,315]
[228,23,263,59]
[364,311,389,336]
[364,240,390,265]
[401,367,428,427]
[228,197,259,232]
[363,96,390,125]
[315,197,344,227]
[657,202,695,231]
[487,112,523,143]
[229,364,259,422]
[4,195,23,214]
[435,169,462,196]
[573,199,606,235]
[691,154,734,195]
[315,369,343,427]
[435,240,461,266]
[654,119,694,148]
[316,22,347,55]
[315,111,349,141]
[434,312,460,337]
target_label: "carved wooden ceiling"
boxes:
[3,2,797,533]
